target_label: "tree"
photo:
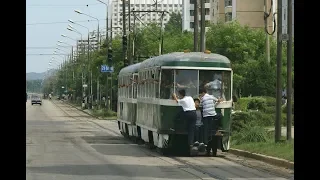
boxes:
[46,20,294,107]
[164,12,182,34]
[242,59,277,97]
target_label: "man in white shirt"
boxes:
[199,88,223,156]
[172,89,197,150]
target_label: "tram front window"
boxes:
[175,70,198,97]
[199,70,232,101]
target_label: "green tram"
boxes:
[117,51,233,155]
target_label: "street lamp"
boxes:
[67,19,92,104]
[58,40,72,45]
[56,47,69,54]
[74,10,100,50]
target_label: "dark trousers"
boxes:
[195,125,204,143]
[203,114,222,152]
[184,110,197,146]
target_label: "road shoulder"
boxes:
[55,100,294,173]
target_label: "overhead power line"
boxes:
[27,19,106,26]
[27,46,71,49]
[26,3,101,7]
[26,54,69,56]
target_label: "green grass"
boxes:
[232,139,294,162]
[91,109,117,119]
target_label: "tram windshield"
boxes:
[160,69,231,101]
[159,69,232,101]
[175,70,198,97]
[199,70,232,101]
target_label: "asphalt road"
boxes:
[26,100,294,180]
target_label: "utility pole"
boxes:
[286,0,293,140]
[122,0,128,67]
[264,0,271,63]
[193,0,199,52]
[128,0,132,65]
[106,4,109,110]
[200,0,205,52]
[275,0,282,143]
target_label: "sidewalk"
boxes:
[266,127,294,139]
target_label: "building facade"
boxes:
[182,0,278,33]
[109,0,183,37]
[182,0,211,32]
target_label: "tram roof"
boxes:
[119,62,141,75]
[139,52,231,69]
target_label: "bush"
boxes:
[92,109,117,117]
[249,111,275,127]
[232,124,269,145]
[261,96,276,106]
[231,112,250,132]
[282,101,294,114]
[231,111,276,133]
[247,97,267,111]
[235,97,252,111]
[264,106,276,114]
[281,113,294,126]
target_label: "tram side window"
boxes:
[199,70,231,100]
[175,70,198,97]
[146,71,149,98]
[119,77,123,97]
[125,76,129,98]
[142,71,146,98]
[133,74,138,99]
[146,71,150,98]
[160,69,174,99]
[150,70,155,98]
[122,76,125,98]
[138,72,142,98]
[155,69,160,98]
[129,75,133,98]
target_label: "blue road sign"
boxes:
[101,65,114,73]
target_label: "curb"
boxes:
[228,148,294,170]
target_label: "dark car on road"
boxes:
[31,95,42,105]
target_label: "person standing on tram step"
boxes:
[172,89,197,151]
[193,98,205,151]
[199,88,223,156]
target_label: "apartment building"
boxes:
[109,0,183,37]
[182,0,211,32]
[183,0,278,33]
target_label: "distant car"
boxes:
[31,95,42,105]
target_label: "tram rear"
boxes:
[135,52,233,156]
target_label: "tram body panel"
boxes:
[117,52,234,153]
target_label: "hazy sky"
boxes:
[26,0,107,73]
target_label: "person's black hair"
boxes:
[199,88,207,94]
[178,89,186,97]
[194,98,200,103]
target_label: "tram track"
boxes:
[52,100,291,180]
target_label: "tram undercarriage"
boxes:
[118,120,230,156]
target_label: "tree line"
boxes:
[43,12,294,107]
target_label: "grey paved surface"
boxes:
[26,100,294,180]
